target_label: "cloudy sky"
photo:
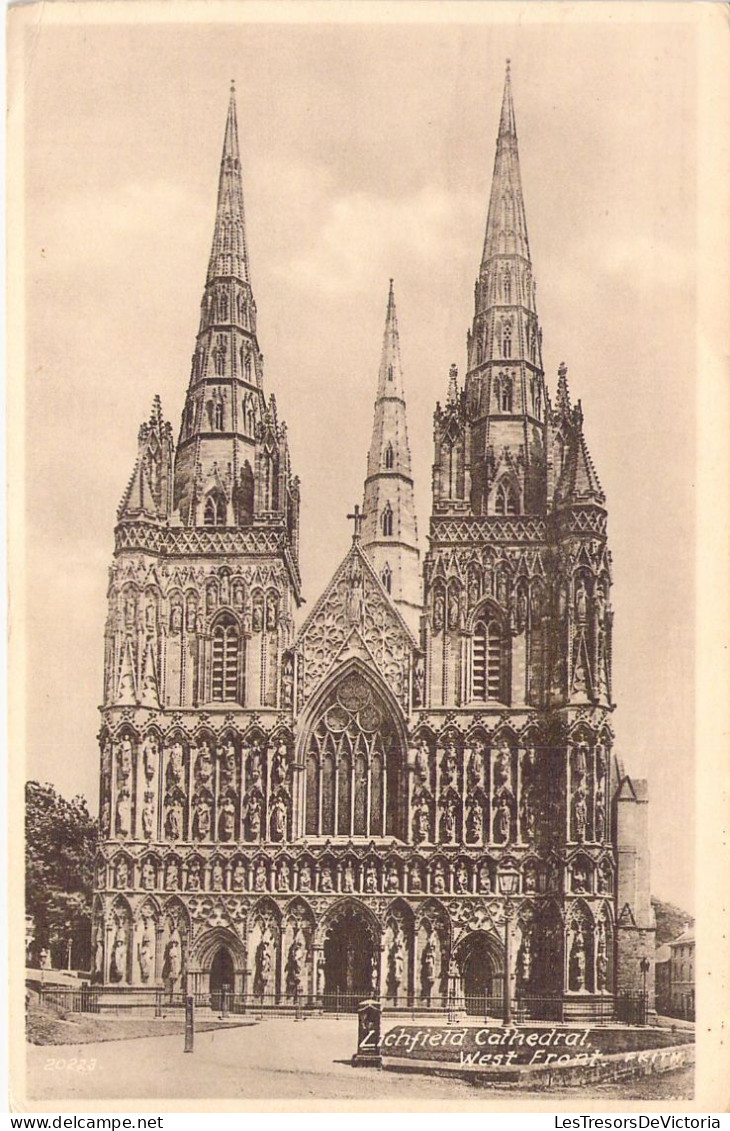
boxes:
[17,7,699,911]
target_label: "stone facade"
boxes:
[92,70,655,1017]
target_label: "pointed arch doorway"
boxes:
[322,905,376,1011]
[209,946,234,1010]
[456,931,505,1015]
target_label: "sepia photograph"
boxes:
[7,0,729,1114]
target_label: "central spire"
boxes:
[360,281,421,634]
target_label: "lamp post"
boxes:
[498,864,520,1026]
[639,956,650,1025]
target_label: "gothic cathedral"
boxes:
[94,69,655,1018]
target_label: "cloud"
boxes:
[284,185,479,295]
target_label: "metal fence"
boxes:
[34,984,643,1026]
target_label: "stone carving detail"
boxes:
[296,550,412,711]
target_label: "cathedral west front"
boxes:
[92,67,656,1020]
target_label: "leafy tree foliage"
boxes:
[25,781,97,970]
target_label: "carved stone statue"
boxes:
[572,788,588,842]
[138,919,155,983]
[276,860,290,892]
[413,656,425,707]
[320,864,334,893]
[247,742,263,789]
[385,862,399,892]
[218,798,236,842]
[281,656,294,708]
[343,861,355,892]
[413,802,431,844]
[388,927,405,998]
[272,742,289,786]
[575,578,589,623]
[254,861,267,892]
[115,788,131,837]
[193,797,212,841]
[186,860,201,891]
[141,793,155,840]
[432,862,446,894]
[109,921,128,983]
[447,588,460,630]
[195,742,214,789]
[115,858,130,889]
[569,925,586,991]
[364,862,378,893]
[494,794,512,843]
[162,931,183,990]
[478,863,492,893]
[140,860,155,890]
[271,795,288,842]
[246,793,262,841]
[254,935,273,995]
[414,739,431,784]
[433,592,445,633]
[142,736,158,783]
[421,935,437,999]
[466,742,484,791]
[298,862,312,892]
[266,591,279,630]
[455,861,469,893]
[211,860,225,891]
[286,931,306,997]
[167,742,185,789]
[467,799,484,844]
[441,743,458,789]
[165,799,184,841]
[408,861,423,892]
[494,743,512,791]
[232,860,246,891]
[518,937,532,988]
[440,797,457,843]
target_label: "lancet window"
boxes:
[304,675,403,839]
[211,616,240,703]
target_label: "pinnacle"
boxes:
[556,362,572,415]
[447,363,459,405]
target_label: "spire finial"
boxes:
[230,78,235,95]
[447,363,459,405]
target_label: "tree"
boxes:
[25,781,97,970]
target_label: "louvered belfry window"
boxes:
[212,617,239,702]
[473,618,503,701]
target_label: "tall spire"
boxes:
[361,281,421,633]
[171,87,299,556]
[207,81,250,284]
[461,62,548,516]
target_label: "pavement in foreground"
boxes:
[25,1017,694,1105]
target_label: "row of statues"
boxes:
[117,584,283,636]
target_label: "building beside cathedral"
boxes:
[93,69,655,1019]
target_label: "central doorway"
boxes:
[458,932,504,1015]
[209,945,234,1009]
[323,907,374,1011]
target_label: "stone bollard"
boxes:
[352,998,382,1068]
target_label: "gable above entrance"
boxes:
[294,541,417,715]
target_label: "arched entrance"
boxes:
[456,931,505,1015]
[322,904,376,1011]
[209,946,234,1009]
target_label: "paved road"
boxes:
[25,1017,694,1105]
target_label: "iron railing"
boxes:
[35,983,629,1025]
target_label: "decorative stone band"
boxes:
[114,522,302,589]
[430,516,547,544]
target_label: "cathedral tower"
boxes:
[360,280,421,635]
[94,87,302,991]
